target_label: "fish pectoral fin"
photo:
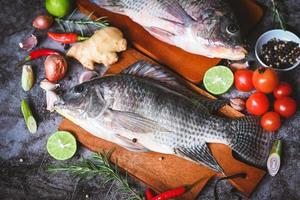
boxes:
[163,1,195,23]
[176,143,224,173]
[145,26,174,44]
[115,134,149,152]
[112,110,168,133]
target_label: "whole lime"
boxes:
[45,0,71,18]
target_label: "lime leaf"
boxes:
[47,131,77,160]
[203,66,234,95]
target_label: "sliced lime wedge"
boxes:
[47,131,77,160]
[203,65,234,95]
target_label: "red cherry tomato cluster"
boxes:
[234,67,297,132]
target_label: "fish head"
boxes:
[54,81,107,120]
[187,8,247,60]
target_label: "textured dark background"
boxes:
[0,0,299,200]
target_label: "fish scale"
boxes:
[95,75,237,163]
[55,61,273,173]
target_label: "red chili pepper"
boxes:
[145,188,154,200]
[151,177,206,200]
[18,49,60,66]
[151,186,186,200]
[47,32,89,44]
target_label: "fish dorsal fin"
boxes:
[122,60,227,113]
[122,60,187,90]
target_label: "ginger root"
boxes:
[67,27,127,70]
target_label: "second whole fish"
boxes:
[54,61,273,173]
[92,0,247,60]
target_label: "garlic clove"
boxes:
[229,61,249,71]
[19,34,38,51]
[230,98,246,111]
[40,79,60,91]
[79,70,99,84]
[46,90,60,112]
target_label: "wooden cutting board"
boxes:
[59,50,265,200]
[77,0,264,83]
[58,1,266,199]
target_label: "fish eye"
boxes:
[74,85,84,93]
[226,24,240,34]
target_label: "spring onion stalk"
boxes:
[21,65,34,91]
[267,140,282,176]
[21,99,37,134]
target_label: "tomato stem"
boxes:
[258,68,266,74]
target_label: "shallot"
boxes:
[32,15,53,30]
[44,55,68,83]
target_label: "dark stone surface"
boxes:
[0,0,299,200]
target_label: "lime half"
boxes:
[203,66,234,95]
[47,131,77,160]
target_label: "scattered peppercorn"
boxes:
[259,38,300,69]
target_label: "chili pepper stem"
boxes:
[17,56,31,67]
[77,36,90,41]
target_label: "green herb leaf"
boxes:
[47,149,143,200]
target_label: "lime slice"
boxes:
[47,131,77,160]
[203,66,234,95]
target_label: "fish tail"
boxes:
[229,116,274,167]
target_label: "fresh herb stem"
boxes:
[47,150,143,200]
[55,17,109,27]
[270,0,286,30]
[54,12,109,36]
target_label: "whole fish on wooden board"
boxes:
[91,0,247,60]
[54,61,273,173]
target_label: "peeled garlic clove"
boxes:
[79,70,99,83]
[230,61,249,70]
[19,34,38,51]
[21,65,34,91]
[40,79,60,91]
[230,98,246,111]
[46,90,60,112]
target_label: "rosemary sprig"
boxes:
[55,9,109,36]
[47,150,143,200]
[270,0,286,30]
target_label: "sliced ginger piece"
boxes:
[67,27,127,70]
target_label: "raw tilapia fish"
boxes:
[54,61,273,173]
[92,0,247,60]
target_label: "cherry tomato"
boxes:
[252,67,278,93]
[260,112,281,132]
[273,82,293,99]
[234,69,254,92]
[246,92,270,116]
[274,97,297,118]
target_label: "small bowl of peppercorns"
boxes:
[255,29,300,71]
